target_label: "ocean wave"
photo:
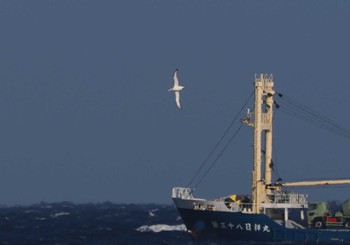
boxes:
[136,224,186,233]
[148,208,158,217]
[0,203,189,243]
[35,217,46,220]
[50,212,70,218]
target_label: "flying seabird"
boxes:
[168,69,185,109]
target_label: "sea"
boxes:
[0,202,316,245]
[0,202,191,245]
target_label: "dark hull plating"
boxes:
[177,208,350,244]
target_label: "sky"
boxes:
[0,0,349,205]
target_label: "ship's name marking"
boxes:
[211,221,270,232]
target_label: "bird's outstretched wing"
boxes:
[173,69,179,87]
[175,91,181,109]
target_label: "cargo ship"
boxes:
[172,73,350,244]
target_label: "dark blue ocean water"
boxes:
[0,203,192,245]
[0,203,313,245]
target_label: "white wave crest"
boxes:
[148,208,158,217]
[35,217,46,220]
[136,224,186,233]
[50,212,70,218]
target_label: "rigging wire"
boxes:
[186,91,254,188]
[276,94,350,140]
[279,107,350,140]
[268,91,350,185]
[283,95,350,135]
[194,123,244,189]
[271,141,281,180]
[272,93,350,185]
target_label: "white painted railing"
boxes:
[267,193,307,205]
[172,187,193,199]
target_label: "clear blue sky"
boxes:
[0,1,349,205]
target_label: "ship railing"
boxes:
[267,193,308,205]
[172,187,194,199]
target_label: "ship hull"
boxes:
[176,207,350,244]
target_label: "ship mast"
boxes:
[244,74,350,214]
[246,73,275,214]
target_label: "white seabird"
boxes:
[168,69,185,109]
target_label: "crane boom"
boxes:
[283,179,350,187]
